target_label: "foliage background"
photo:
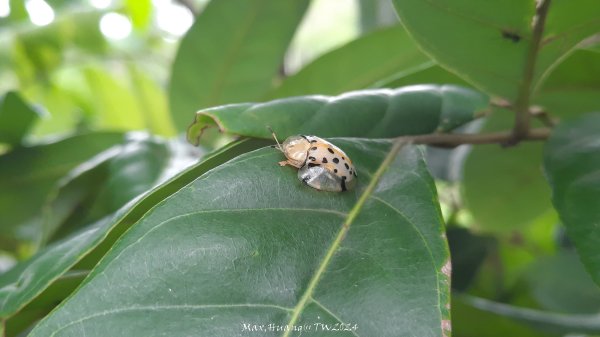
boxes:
[0,0,599,336]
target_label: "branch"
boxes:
[399,127,551,148]
[510,0,552,144]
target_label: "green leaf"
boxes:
[447,227,495,292]
[29,139,451,337]
[4,271,86,337]
[543,112,600,285]
[524,251,600,314]
[188,85,490,145]
[0,139,268,324]
[0,132,124,244]
[0,92,40,146]
[168,0,310,131]
[463,112,553,232]
[267,25,432,98]
[391,0,600,100]
[42,135,172,244]
[534,49,600,119]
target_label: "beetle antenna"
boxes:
[267,126,283,151]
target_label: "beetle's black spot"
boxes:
[501,30,521,43]
[344,163,349,169]
[342,176,347,180]
[342,156,345,160]
[322,158,328,163]
[334,169,338,173]
[332,158,339,164]
[310,139,317,143]
[310,146,317,151]
[302,176,310,184]
[308,156,316,161]
[341,176,347,191]
[308,163,320,168]
[300,135,309,141]
[327,148,334,154]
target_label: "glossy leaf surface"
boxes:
[543,112,600,285]
[188,85,490,145]
[29,140,451,337]
[0,139,268,321]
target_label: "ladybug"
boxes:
[269,128,357,192]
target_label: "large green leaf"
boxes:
[0,132,124,244]
[188,85,490,145]
[29,140,451,337]
[267,25,432,98]
[523,251,600,314]
[543,112,600,285]
[0,92,40,146]
[0,139,268,324]
[391,0,600,100]
[463,112,553,232]
[168,0,309,131]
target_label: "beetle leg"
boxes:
[278,160,289,167]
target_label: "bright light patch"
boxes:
[100,12,132,40]
[90,0,111,9]
[156,2,193,37]
[25,0,55,26]
[0,0,10,18]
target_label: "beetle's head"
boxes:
[281,135,310,168]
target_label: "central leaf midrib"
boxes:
[281,139,408,337]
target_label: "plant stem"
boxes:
[399,127,550,148]
[510,0,552,144]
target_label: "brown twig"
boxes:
[510,0,552,144]
[398,127,551,148]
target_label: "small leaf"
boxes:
[188,85,490,145]
[28,140,450,337]
[0,92,40,146]
[169,0,310,131]
[267,25,432,98]
[0,139,269,323]
[543,112,600,285]
[391,0,600,100]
